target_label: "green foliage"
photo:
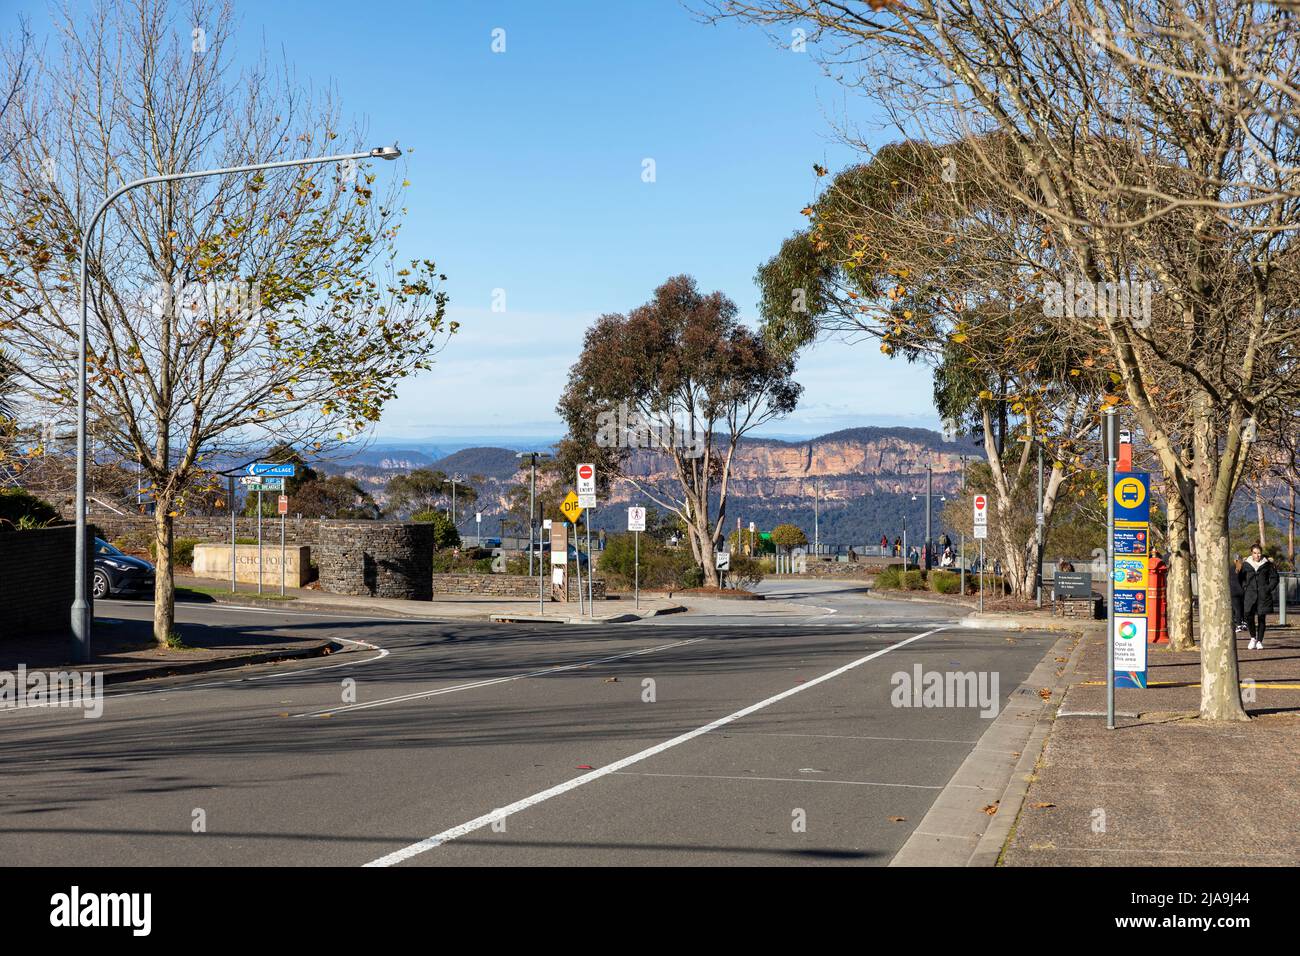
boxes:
[874,564,903,589]
[505,553,531,576]
[0,488,60,531]
[727,554,766,588]
[769,523,808,551]
[150,537,201,567]
[412,507,461,550]
[599,532,700,589]
[902,569,927,590]
[929,570,962,594]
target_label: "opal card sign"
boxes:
[1114,616,1149,688]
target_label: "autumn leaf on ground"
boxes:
[982,803,999,815]
[1030,802,1056,809]
[1038,688,1052,700]
[888,816,907,823]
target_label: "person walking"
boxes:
[1239,544,1279,650]
[880,533,888,555]
[1230,555,1246,634]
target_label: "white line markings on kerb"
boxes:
[298,638,704,718]
[363,625,947,867]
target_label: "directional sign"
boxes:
[243,478,283,493]
[1112,472,1150,523]
[576,463,595,496]
[973,494,988,526]
[715,551,731,571]
[247,463,296,478]
[559,490,584,524]
[628,506,646,532]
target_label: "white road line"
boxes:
[298,638,704,717]
[613,771,943,789]
[723,731,980,745]
[363,625,947,867]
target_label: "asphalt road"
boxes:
[0,581,1052,866]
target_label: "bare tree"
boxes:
[0,0,453,644]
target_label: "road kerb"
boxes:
[889,629,1084,867]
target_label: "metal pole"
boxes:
[257,490,263,595]
[71,147,398,662]
[573,521,583,615]
[529,458,536,577]
[229,475,236,594]
[814,481,819,555]
[586,507,593,613]
[926,464,932,570]
[451,476,456,528]
[280,508,286,597]
[979,538,984,612]
[635,530,640,610]
[1037,442,1044,609]
[1105,408,1117,730]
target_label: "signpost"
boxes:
[1110,470,1151,693]
[628,506,645,609]
[278,495,288,596]
[716,550,730,589]
[973,495,989,611]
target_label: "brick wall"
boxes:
[1054,596,1103,619]
[317,521,437,600]
[432,573,606,602]
[0,526,89,637]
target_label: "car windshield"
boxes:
[94,538,124,556]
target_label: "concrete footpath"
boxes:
[174,574,686,624]
[1003,622,1300,866]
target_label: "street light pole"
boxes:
[71,145,403,662]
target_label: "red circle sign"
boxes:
[974,495,987,510]
[579,465,593,480]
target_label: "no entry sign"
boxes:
[576,463,595,496]
[973,494,988,526]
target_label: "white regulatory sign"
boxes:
[973,494,989,527]
[627,507,646,532]
[576,463,595,496]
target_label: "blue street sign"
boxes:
[247,463,296,477]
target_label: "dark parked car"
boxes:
[93,537,155,599]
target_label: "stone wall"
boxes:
[432,573,606,602]
[1053,596,1103,619]
[90,513,319,550]
[0,525,89,637]
[317,521,436,600]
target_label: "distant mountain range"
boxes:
[314,427,984,545]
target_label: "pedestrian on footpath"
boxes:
[1239,544,1279,650]
[1230,555,1246,634]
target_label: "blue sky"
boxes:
[7,0,940,442]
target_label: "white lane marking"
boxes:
[0,638,392,717]
[363,625,947,867]
[723,731,980,745]
[298,639,703,717]
[613,771,942,789]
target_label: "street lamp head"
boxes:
[370,144,402,161]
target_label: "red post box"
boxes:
[1147,553,1169,644]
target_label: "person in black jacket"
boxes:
[1230,556,1246,634]
[1239,544,1279,650]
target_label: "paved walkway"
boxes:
[1003,623,1300,866]
[175,575,686,623]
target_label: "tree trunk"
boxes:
[1193,491,1248,721]
[1165,487,1195,652]
[152,505,176,646]
[1255,488,1267,550]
